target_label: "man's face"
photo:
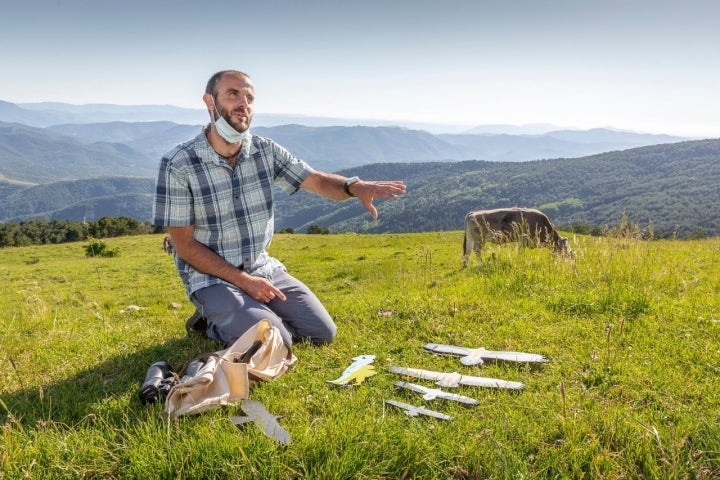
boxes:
[213,73,255,132]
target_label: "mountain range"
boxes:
[273,139,720,237]
[1,100,690,182]
[0,100,718,238]
[2,100,541,134]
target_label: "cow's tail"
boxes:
[462,212,471,256]
[462,212,474,267]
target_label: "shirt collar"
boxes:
[199,124,255,165]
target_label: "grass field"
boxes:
[1,231,719,479]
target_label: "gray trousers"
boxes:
[191,268,336,347]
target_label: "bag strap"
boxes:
[180,320,295,380]
[179,339,275,377]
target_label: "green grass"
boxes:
[1,232,719,479]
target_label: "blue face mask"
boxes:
[211,98,251,144]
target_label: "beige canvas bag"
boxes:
[164,319,296,417]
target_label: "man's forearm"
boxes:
[169,231,249,288]
[301,171,349,200]
[170,232,284,303]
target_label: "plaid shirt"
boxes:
[153,127,313,296]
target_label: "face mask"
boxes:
[210,98,251,144]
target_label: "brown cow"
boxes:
[463,207,572,267]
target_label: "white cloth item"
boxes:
[164,319,296,417]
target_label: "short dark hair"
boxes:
[205,70,251,97]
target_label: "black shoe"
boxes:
[185,310,208,336]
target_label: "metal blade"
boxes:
[390,366,463,387]
[424,343,548,364]
[237,399,292,445]
[475,350,549,364]
[423,343,473,357]
[390,366,524,390]
[395,381,479,405]
[423,343,484,365]
[229,415,253,426]
[385,399,452,421]
[458,376,525,390]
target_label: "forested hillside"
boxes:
[2,139,716,238]
[274,139,720,237]
[1,177,155,221]
[0,122,156,183]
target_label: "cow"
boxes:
[162,235,174,254]
[462,207,572,267]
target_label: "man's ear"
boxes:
[202,93,214,113]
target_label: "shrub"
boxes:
[306,224,330,234]
[84,238,120,257]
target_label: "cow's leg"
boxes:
[463,235,483,267]
[473,240,482,263]
[463,234,473,268]
[517,233,526,250]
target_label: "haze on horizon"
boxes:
[1,0,718,138]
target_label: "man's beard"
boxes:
[218,105,251,133]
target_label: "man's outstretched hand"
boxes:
[351,180,406,219]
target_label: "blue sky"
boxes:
[1,0,718,137]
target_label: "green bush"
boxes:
[306,224,330,234]
[84,238,120,257]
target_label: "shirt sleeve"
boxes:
[152,155,195,227]
[270,141,315,195]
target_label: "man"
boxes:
[153,70,406,347]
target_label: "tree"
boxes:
[88,216,144,238]
[306,224,330,234]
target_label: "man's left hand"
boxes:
[350,180,406,219]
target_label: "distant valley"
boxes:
[0,100,718,238]
[0,100,689,182]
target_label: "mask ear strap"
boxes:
[209,96,220,122]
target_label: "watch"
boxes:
[343,176,360,197]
